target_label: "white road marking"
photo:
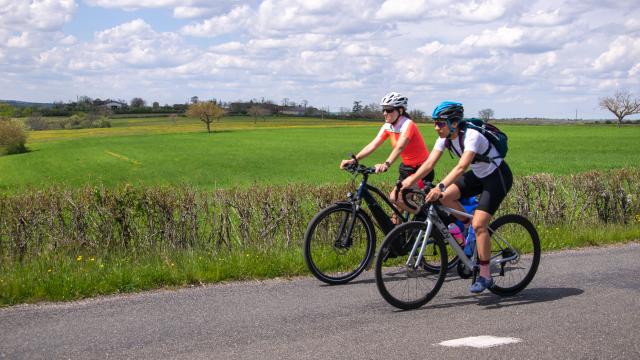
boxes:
[438,335,522,348]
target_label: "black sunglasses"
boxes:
[382,107,397,113]
[434,120,447,127]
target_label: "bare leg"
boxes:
[440,185,466,222]
[472,209,493,278]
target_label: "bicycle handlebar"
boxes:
[400,182,436,211]
[343,153,376,174]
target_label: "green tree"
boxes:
[130,97,146,108]
[0,103,15,118]
[0,119,28,155]
[186,101,225,133]
[352,101,363,114]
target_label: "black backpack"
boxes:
[444,118,508,163]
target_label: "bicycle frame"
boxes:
[408,203,520,274]
[351,171,408,234]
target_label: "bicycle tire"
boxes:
[487,214,541,296]
[375,221,447,310]
[304,203,375,285]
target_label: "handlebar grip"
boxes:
[401,188,422,211]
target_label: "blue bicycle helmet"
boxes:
[432,101,464,121]
[432,101,464,136]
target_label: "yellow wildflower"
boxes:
[76,255,83,261]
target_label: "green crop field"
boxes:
[2,117,639,191]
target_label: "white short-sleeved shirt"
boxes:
[433,128,503,178]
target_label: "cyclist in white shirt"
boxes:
[401,101,513,294]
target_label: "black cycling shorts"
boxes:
[454,161,513,215]
[398,163,435,189]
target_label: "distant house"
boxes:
[95,99,127,110]
[280,106,306,116]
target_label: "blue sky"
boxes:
[1,0,639,119]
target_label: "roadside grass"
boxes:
[1,225,638,306]
[0,247,305,306]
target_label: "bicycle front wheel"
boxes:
[304,203,375,285]
[488,214,541,296]
[375,222,447,310]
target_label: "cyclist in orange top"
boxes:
[340,92,434,216]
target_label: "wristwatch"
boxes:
[384,161,391,167]
[438,183,446,192]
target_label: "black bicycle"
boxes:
[303,156,422,285]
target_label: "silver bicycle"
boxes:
[374,188,541,310]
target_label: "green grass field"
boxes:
[2,117,640,191]
[2,116,640,305]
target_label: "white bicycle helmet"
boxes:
[380,92,408,108]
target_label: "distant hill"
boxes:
[0,100,54,108]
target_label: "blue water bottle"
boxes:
[464,227,476,257]
[460,196,478,257]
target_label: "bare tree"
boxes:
[247,105,271,123]
[478,108,495,122]
[408,109,425,121]
[599,90,640,127]
[186,101,225,133]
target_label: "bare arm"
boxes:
[374,132,410,173]
[400,149,443,189]
[340,136,385,169]
[425,150,475,201]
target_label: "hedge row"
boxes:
[1,169,638,261]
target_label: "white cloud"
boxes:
[84,0,184,10]
[522,52,557,76]
[416,41,446,56]
[39,19,194,71]
[180,5,252,37]
[593,35,640,72]
[0,0,77,32]
[519,8,571,27]
[451,0,513,23]
[253,0,380,36]
[461,26,524,49]
[173,6,214,19]
[375,0,431,20]
[3,0,640,118]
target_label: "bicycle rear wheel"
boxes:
[304,203,375,285]
[375,222,447,310]
[487,214,541,296]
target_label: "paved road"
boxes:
[1,242,639,359]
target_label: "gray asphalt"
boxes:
[1,242,639,360]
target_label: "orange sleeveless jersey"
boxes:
[376,117,429,167]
